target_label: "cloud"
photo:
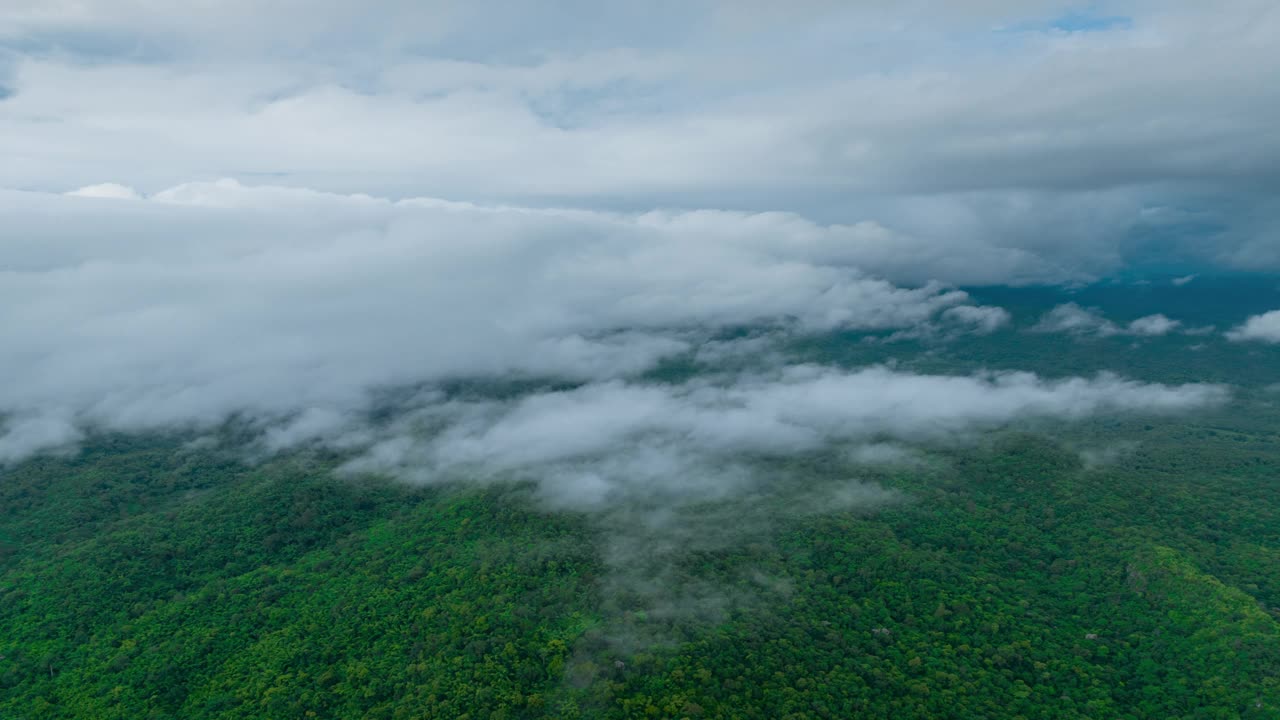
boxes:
[1033,303,1183,337]
[0,181,1023,463]
[847,442,927,467]
[0,2,1278,275]
[1226,310,1280,343]
[322,341,1225,645]
[341,365,1227,511]
[1032,303,1117,335]
[323,362,1221,642]
[1,1,1265,649]
[1126,314,1181,336]
[941,304,1012,334]
[66,182,143,200]
[874,303,1012,343]
[1078,441,1140,470]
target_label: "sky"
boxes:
[3,1,1279,274]
[0,1,1277,489]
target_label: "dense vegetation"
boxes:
[2,281,1279,719]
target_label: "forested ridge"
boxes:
[2,402,1278,718]
[4,282,1280,719]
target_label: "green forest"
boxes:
[3,285,1280,719]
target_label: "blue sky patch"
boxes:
[1050,11,1133,32]
[1003,10,1133,35]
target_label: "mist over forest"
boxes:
[3,2,1280,718]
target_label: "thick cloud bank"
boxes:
[2,181,1004,462]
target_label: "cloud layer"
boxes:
[1,181,1013,461]
[2,2,1279,276]
[1032,303,1188,337]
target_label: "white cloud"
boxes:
[0,3,1278,274]
[0,181,1015,463]
[1032,303,1118,335]
[1126,314,1181,336]
[66,182,142,200]
[259,407,373,452]
[942,304,1012,334]
[1033,304,1183,337]
[340,366,1227,510]
[1226,309,1280,343]
[874,303,1012,343]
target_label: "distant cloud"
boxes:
[0,181,1011,463]
[66,182,142,200]
[1171,274,1197,286]
[1226,310,1280,343]
[0,2,1278,276]
[1078,441,1139,470]
[875,303,1012,343]
[1033,304,1183,337]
